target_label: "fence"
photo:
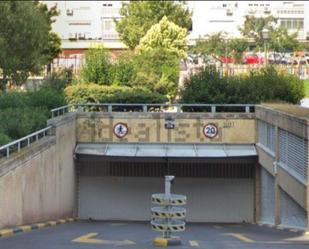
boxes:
[0,126,52,159]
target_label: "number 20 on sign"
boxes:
[203,123,218,139]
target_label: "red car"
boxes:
[243,54,264,64]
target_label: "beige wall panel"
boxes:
[77,117,256,144]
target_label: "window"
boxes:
[66,9,73,16]
[280,18,304,30]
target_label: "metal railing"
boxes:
[51,103,255,118]
[0,126,52,159]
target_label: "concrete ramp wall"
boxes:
[0,114,76,230]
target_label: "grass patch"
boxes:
[304,80,309,97]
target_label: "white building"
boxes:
[43,1,309,69]
[188,1,309,43]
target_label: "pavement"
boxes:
[0,221,309,249]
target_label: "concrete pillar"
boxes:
[306,136,309,235]
[274,178,281,226]
[274,126,281,226]
[254,163,261,223]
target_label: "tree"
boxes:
[35,1,62,64]
[268,27,304,53]
[191,33,248,63]
[229,38,249,63]
[239,15,277,49]
[192,33,228,62]
[137,16,187,58]
[79,45,111,85]
[115,1,192,49]
[131,48,180,99]
[0,1,61,89]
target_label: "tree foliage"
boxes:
[137,16,187,58]
[115,1,192,49]
[131,48,180,99]
[240,15,302,52]
[78,46,180,99]
[240,15,277,49]
[192,33,248,63]
[268,27,304,52]
[79,45,111,85]
[0,1,61,89]
[0,89,66,144]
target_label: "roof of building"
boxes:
[261,103,309,120]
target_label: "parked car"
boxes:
[243,53,264,64]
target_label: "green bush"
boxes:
[0,133,11,146]
[180,66,305,104]
[0,91,29,108]
[64,83,168,104]
[0,89,66,110]
[27,89,66,111]
[41,68,73,91]
[0,107,48,140]
[0,89,66,144]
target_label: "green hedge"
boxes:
[180,66,305,104]
[64,83,168,104]
[0,107,48,141]
[0,89,66,110]
[0,89,66,146]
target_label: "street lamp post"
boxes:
[262,28,270,66]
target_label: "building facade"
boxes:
[188,1,309,43]
[43,1,309,71]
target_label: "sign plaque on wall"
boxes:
[164,117,176,129]
[203,123,218,138]
[113,122,128,138]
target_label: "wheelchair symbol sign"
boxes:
[113,122,128,138]
[203,123,218,139]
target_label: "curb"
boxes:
[0,217,78,238]
[153,237,181,247]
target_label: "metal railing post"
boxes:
[245,105,250,113]
[143,105,147,113]
[108,105,112,113]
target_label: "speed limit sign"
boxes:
[203,123,218,138]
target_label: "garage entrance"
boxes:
[75,143,257,223]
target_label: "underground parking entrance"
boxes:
[75,143,258,223]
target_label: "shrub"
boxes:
[180,66,305,104]
[0,89,66,144]
[0,89,66,111]
[0,107,48,140]
[64,83,168,104]
[0,133,11,146]
[27,89,66,111]
[41,68,73,91]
